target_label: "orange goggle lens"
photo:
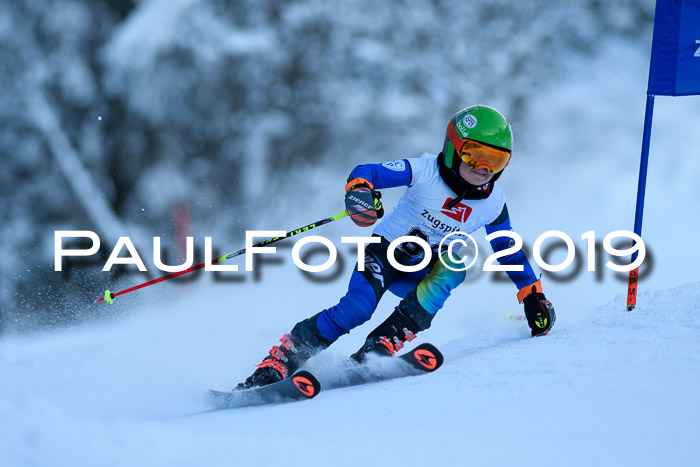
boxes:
[459,140,511,174]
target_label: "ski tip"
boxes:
[291,370,321,399]
[409,343,444,372]
[207,388,236,409]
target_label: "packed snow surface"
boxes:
[3,10,700,467]
[1,277,699,466]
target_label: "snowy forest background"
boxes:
[0,0,660,332]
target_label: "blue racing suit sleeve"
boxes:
[484,204,538,289]
[348,160,412,190]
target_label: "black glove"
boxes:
[345,177,384,227]
[521,284,556,337]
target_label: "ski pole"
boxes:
[96,210,349,304]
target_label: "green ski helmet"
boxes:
[442,105,513,173]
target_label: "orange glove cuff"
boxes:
[517,279,543,304]
[345,177,374,194]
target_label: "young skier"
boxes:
[237,105,556,389]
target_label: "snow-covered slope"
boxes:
[1,277,699,467]
[3,18,700,467]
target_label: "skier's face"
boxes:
[459,164,494,186]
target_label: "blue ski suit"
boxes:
[316,154,538,342]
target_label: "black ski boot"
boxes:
[236,313,332,390]
[351,290,436,363]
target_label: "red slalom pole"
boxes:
[95,211,348,304]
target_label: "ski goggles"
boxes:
[458,139,511,174]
